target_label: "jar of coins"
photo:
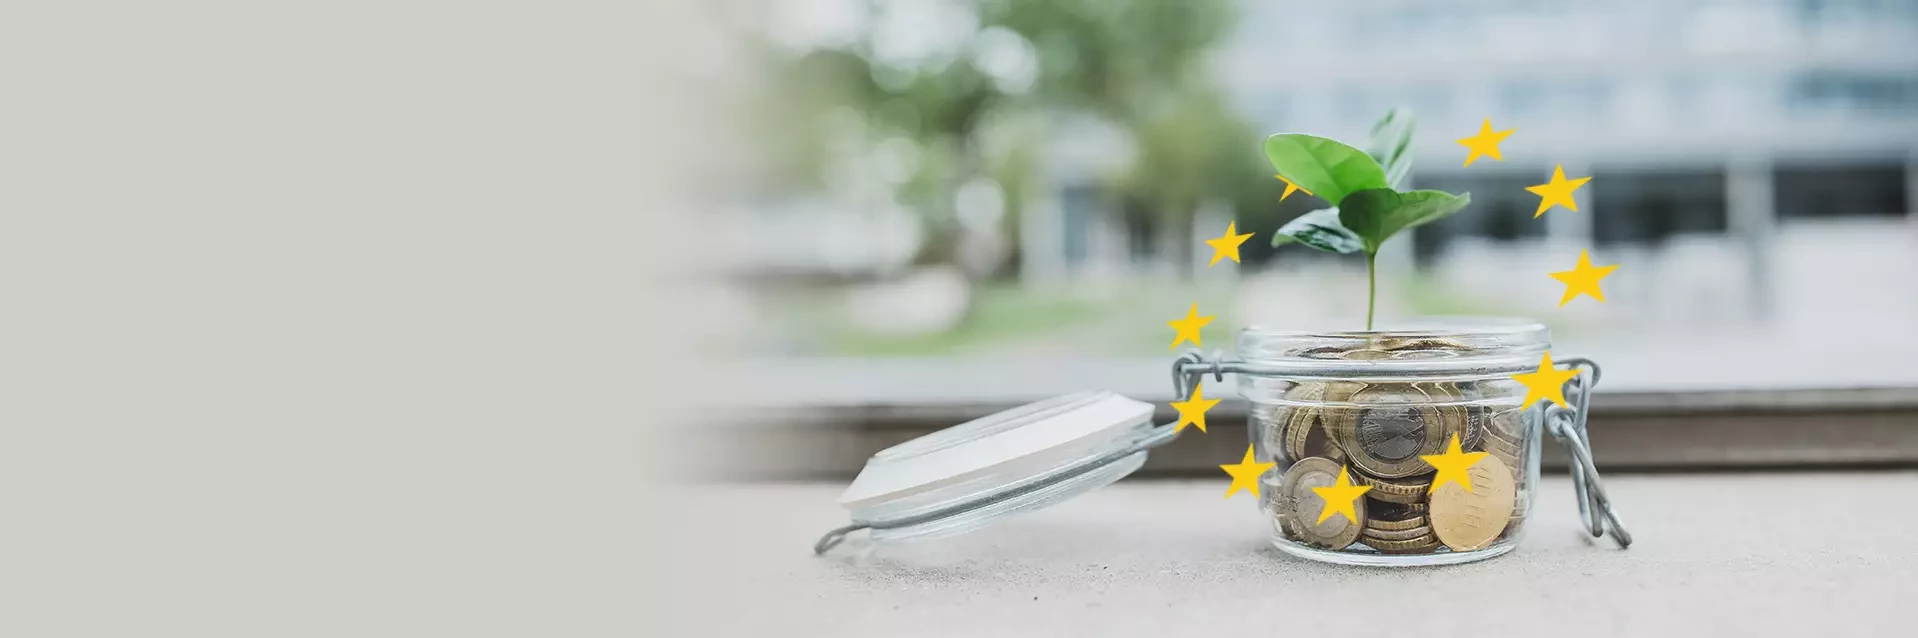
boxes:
[1241,318,1551,566]
[814,317,1630,563]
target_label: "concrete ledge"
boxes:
[703,386,1918,479]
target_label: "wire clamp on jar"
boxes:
[1536,357,1632,548]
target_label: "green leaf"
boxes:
[1271,207,1364,253]
[1337,189,1473,253]
[1263,134,1390,205]
[1367,108,1417,189]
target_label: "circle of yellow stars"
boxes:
[1187,118,1616,505]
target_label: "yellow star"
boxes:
[1219,444,1276,499]
[1276,175,1313,201]
[1166,303,1214,350]
[1420,433,1490,494]
[1204,222,1255,267]
[1456,119,1514,167]
[1511,352,1581,409]
[1171,383,1221,434]
[1550,249,1620,307]
[1524,164,1592,218]
[1310,466,1373,524]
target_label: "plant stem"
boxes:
[1365,252,1377,331]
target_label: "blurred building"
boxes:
[749,0,1918,353]
[1220,0,1918,330]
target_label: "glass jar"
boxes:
[1239,318,1548,566]
[815,316,1629,565]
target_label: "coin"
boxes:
[1379,337,1470,353]
[1365,515,1428,532]
[1489,406,1526,440]
[1279,457,1365,550]
[1297,345,1350,359]
[1429,455,1517,551]
[1420,381,1474,453]
[1454,382,1488,451]
[1483,431,1522,458]
[1282,404,1344,464]
[1360,405,1426,459]
[1342,348,1395,360]
[1352,471,1433,504]
[1265,383,1326,462]
[1334,384,1442,478]
[1281,387,1342,461]
[1366,499,1427,519]
[1365,534,1442,554]
[1362,524,1435,542]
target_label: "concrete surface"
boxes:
[665,472,1918,637]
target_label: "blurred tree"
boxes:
[1121,81,1266,275]
[756,0,1259,281]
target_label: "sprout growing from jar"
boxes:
[1265,109,1471,330]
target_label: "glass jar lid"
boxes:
[823,391,1159,550]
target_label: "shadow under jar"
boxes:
[1242,318,1546,567]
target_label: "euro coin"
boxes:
[1430,455,1517,551]
[1279,456,1365,550]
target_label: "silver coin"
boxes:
[1358,406,1427,461]
[1334,385,1442,479]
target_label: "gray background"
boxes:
[2,2,667,636]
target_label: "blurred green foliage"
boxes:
[755,0,1271,277]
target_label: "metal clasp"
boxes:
[1538,358,1632,548]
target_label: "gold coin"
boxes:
[1279,456,1365,550]
[1377,337,1469,352]
[1366,499,1427,518]
[1351,471,1432,504]
[1266,384,1327,462]
[1364,535,1441,554]
[1421,381,1473,452]
[1366,515,1428,532]
[1362,524,1435,542]
[1483,431,1522,459]
[1455,382,1488,451]
[1283,404,1344,464]
[1429,455,1517,551]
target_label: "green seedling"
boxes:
[1266,110,1470,329]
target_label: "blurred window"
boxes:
[1592,171,1731,248]
[1409,174,1549,263]
[1776,163,1911,218]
